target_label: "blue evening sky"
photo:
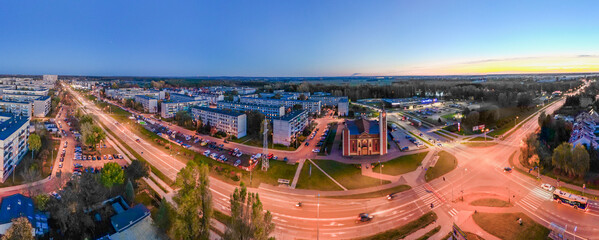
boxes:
[1,0,598,76]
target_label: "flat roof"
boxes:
[218,101,283,109]
[134,95,157,100]
[0,114,29,140]
[0,194,34,224]
[0,99,30,104]
[192,106,245,117]
[111,204,150,233]
[276,110,306,121]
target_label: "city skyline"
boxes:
[2,0,599,77]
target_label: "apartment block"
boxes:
[0,113,30,183]
[191,106,247,138]
[216,101,285,118]
[309,95,349,116]
[239,97,321,114]
[161,99,207,118]
[273,110,309,146]
[134,95,158,113]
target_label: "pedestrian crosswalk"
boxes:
[413,186,461,218]
[448,208,459,217]
[518,187,553,211]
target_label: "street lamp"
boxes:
[249,159,253,185]
[378,160,383,186]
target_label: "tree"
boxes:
[27,133,42,161]
[2,217,34,240]
[572,144,590,178]
[81,123,106,150]
[125,179,135,204]
[33,194,50,211]
[223,182,274,240]
[101,162,125,188]
[155,197,173,233]
[552,142,572,173]
[173,162,213,240]
[292,104,303,111]
[125,159,150,182]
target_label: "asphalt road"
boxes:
[65,82,599,240]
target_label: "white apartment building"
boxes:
[239,97,321,114]
[191,106,247,138]
[309,95,350,116]
[161,99,207,118]
[273,110,309,146]
[0,100,33,117]
[2,94,51,117]
[43,75,58,82]
[134,95,158,113]
[216,101,285,118]
[2,87,49,96]
[105,88,160,101]
[0,113,30,183]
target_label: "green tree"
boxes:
[572,144,590,178]
[81,123,106,149]
[173,162,213,240]
[1,217,34,240]
[27,133,42,161]
[125,159,150,182]
[124,179,134,204]
[100,162,125,188]
[155,197,173,233]
[223,182,274,240]
[552,142,572,172]
[33,194,50,211]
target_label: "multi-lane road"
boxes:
[65,83,599,239]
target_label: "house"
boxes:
[0,194,48,237]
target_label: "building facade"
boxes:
[309,95,349,116]
[217,101,285,118]
[0,114,30,183]
[273,110,309,146]
[161,99,207,119]
[239,97,321,114]
[191,106,247,138]
[0,100,33,117]
[342,111,387,156]
[134,95,158,113]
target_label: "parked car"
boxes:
[234,159,241,167]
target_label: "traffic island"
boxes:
[425,151,457,182]
[469,198,513,208]
[472,212,550,240]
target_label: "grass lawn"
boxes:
[441,113,456,120]
[296,161,343,191]
[472,212,550,240]
[326,185,411,199]
[461,141,498,147]
[358,212,437,240]
[468,136,493,141]
[244,160,297,188]
[425,151,457,182]
[313,159,390,190]
[231,135,297,151]
[416,226,441,240]
[372,152,428,176]
[470,198,513,207]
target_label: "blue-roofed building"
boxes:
[0,194,48,237]
[0,113,30,183]
[342,111,387,156]
[109,204,160,240]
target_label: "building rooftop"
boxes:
[134,95,157,100]
[0,194,33,224]
[346,118,380,135]
[111,204,151,233]
[0,114,29,141]
[276,110,306,121]
[192,106,245,117]
[0,99,31,104]
[218,100,283,109]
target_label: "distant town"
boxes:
[1,74,599,239]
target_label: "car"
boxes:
[541,183,555,192]
[305,142,309,146]
[118,154,123,159]
[312,148,320,153]
[92,156,96,161]
[103,155,107,160]
[235,152,242,157]
[58,163,63,168]
[283,157,288,162]
[60,157,64,162]
[203,150,211,156]
[234,159,241,167]
[108,155,113,160]
[387,193,397,200]
[355,213,374,223]
[74,163,83,168]
[273,156,278,160]
[437,143,442,147]
[136,138,141,143]
[50,191,61,200]
[503,167,513,173]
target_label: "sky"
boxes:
[2,0,599,77]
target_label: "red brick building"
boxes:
[342,111,387,156]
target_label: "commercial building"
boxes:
[134,95,158,113]
[217,101,285,118]
[161,98,207,119]
[342,111,388,156]
[273,110,309,146]
[191,106,247,138]
[381,97,440,109]
[239,97,321,114]
[0,113,30,183]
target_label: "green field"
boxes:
[359,212,437,240]
[372,152,428,176]
[472,212,550,240]
[326,185,412,199]
[297,160,390,191]
[425,151,457,182]
[296,161,343,191]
